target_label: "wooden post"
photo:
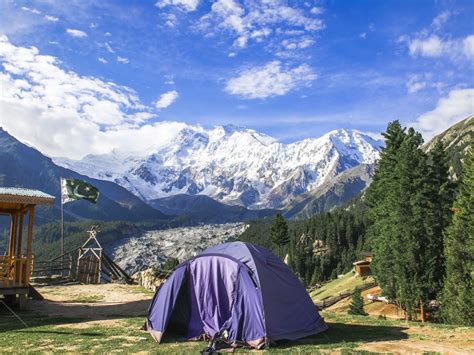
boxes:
[8,214,17,256]
[7,214,13,257]
[26,206,34,284]
[17,212,24,256]
[420,299,425,323]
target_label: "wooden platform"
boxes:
[0,187,54,308]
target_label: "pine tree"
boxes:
[366,121,407,302]
[424,141,456,300]
[367,122,443,318]
[270,213,290,258]
[441,142,474,325]
[392,128,430,317]
[348,288,367,316]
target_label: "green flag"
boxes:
[61,178,99,204]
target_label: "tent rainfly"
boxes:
[146,241,328,349]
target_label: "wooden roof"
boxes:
[0,188,55,213]
[353,260,371,266]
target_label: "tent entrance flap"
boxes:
[187,255,240,339]
[166,275,191,336]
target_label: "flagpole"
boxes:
[60,177,64,274]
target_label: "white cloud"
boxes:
[98,57,107,64]
[21,7,41,15]
[164,75,175,85]
[155,0,200,12]
[310,7,324,15]
[406,73,446,94]
[431,11,450,31]
[406,74,427,94]
[155,90,179,109]
[463,35,474,60]
[117,56,129,64]
[199,0,324,50]
[225,61,316,99]
[359,23,375,39]
[281,37,314,50]
[105,42,115,53]
[105,32,112,37]
[409,35,444,57]
[163,13,179,27]
[0,35,160,159]
[407,81,426,94]
[411,88,474,139]
[66,28,87,38]
[407,34,474,61]
[44,15,59,22]
[403,13,473,61]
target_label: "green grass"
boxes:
[68,295,105,303]
[0,308,470,353]
[310,271,374,302]
[124,285,156,295]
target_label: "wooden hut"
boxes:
[0,187,54,307]
[353,252,373,277]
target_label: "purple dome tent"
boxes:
[146,242,327,349]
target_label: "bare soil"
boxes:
[328,285,404,319]
[30,283,153,323]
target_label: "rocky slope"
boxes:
[284,164,375,219]
[424,115,473,179]
[110,223,247,274]
[55,124,382,210]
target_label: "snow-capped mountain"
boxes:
[54,124,383,209]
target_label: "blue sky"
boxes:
[0,0,473,158]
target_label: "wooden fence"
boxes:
[33,257,74,279]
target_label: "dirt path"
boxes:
[356,323,474,353]
[30,283,154,324]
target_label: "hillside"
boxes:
[424,115,473,178]
[0,128,168,225]
[310,270,374,302]
[284,164,374,219]
[149,194,277,223]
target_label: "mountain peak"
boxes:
[220,124,245,134]
[53,125,383,209]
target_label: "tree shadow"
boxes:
[0,298,150,332]
[274,322,409,349]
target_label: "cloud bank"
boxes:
[0,35,190,159]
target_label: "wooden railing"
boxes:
[33,257,74,278]
[0,255,34,288]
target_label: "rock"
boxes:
[132,268,165,292]
[112,223,248,275]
